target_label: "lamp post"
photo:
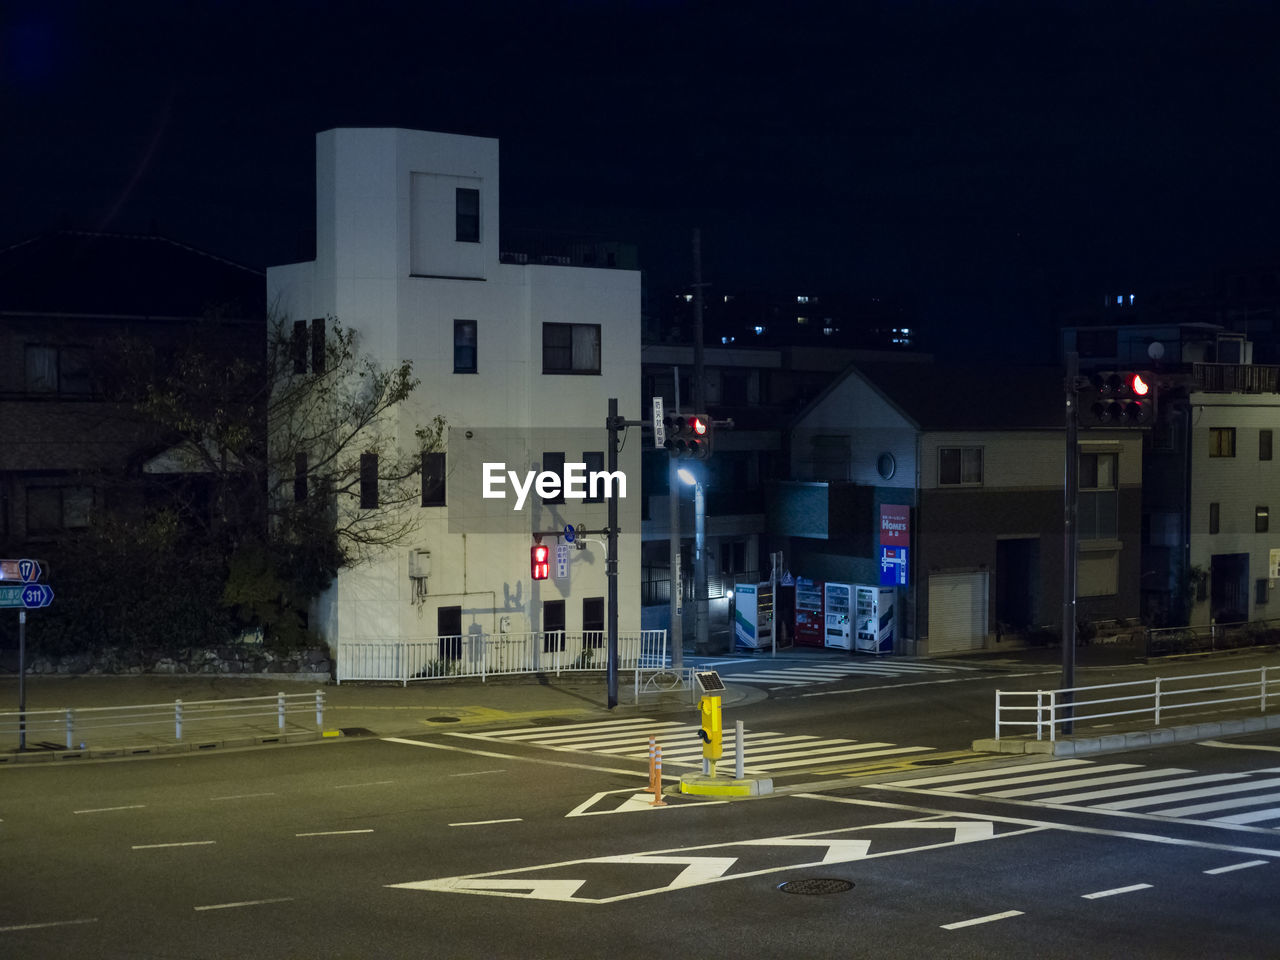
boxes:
[678,466,709,654]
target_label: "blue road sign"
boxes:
[18,558,41,582]
[563,524,576,543]
[20,583,54,608]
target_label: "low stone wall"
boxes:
[14,646,332,679]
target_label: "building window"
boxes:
[294,453,308,503]
[454,320,477,373]
[311,317,326,374]
[292,319,325,374]
[292,320,308,374]
[581,451,604,503]
[583,597,605,648]
[1209,428,1236,458]
[456,188,480,243]
[1257,506,1269,533]
[1209,502,1220,534]
[542,452,565,505]
[939,447,983,486]
[542,323,601,375]
[25,345,92,395]
[26,486,92,535]
[1257,579,1269,606]
[1262,430,1273,461]
[422,451,446,507]
[1079,452,1118,540]
[360,453,378,509]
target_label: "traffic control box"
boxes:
[698,694,723,761]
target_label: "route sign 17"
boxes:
[0,558,43,582]
[0,583,54,609]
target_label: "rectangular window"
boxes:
[542,599,566,652]
[1209,502,1220,534]
[1262,430,1273,461]
[292,320,308,374]
[422,451,446,507]
[453,320,477,373]
[1209,427,1236,458]
[583,597,605,648]
[294,453,308,503]
[542,323,601,375]
[456,188,480,242]
[938,447,983,486]
[1258,579,1269,606]
[360,453,379,509]
[26,485,91,535]
[311,317,326,374]
[542,452,565,505]
[1078,452,1119,540]
[582,451,604,503]
[25,345,92,394]
[1257,506,1269,533]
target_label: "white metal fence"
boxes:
[995,667,1277,742]
[0,691,326,751]
[337,629,669,685]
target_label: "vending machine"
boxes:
[823,581,853,650]
[794,577,824,647]
[854,585,896,655]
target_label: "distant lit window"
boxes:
[1209,428,1236,458]
[1129,294,1136,305]
[1116,295,1124,305]
[456,188,480,243]
[797,295,810,303]
[753,325,766,335]
[939,447,983,486]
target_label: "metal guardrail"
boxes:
[995,667,1276,742]
[337,630,668,685]
[0,691,326,751]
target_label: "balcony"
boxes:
[1192,363,1280,393]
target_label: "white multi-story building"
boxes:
[268,128,641,661]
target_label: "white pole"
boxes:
[735,720,744,779]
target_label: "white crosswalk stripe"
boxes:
[457,717,937,774]
[708,660,977,689]
[876,759,1280,827]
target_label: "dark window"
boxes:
[542,323,601,374]
[1078,452,1118,540]
[582,451,604,503]
[939,447,983,486]
[456,188,480,243]
[1258,579,1269,606]
[542,452,565,505]
[583,596,605,648]
[26,486,91,535]
[1257,506,1269,533]
[360,453,378,509]
[1209,502,1220,534]
[422,451,446,507]
[438,606,462,660]
[543,599,566,652]
[25,345,92,395]
[292,320,308,374]
[453,319,477,373]
[1262,430,1273,461]
[1210,428,1236,458]
[294,452,308,503]
[311,317,326,374]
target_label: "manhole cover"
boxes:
[778,878,854,895]
[528,716,573,726]
[425,716,461,723]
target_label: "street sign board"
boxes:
[0,583,54,609]
[563,524,576,543]
[652,397,665,449]
[554,543,570,580]
[0,558,42,582]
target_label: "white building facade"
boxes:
[268,128,642,658]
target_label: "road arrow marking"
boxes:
[388,878,588,900]
[596,855,740,887]
[565,789,729,817]
[739,837,873,863]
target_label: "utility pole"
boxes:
[1061,352,1079,734]
[605,398,647,708]
[691,228,709,654]
[668,368,683,670]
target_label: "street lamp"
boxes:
[678,467,709,654]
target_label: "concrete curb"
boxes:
[678,772,774,797]
[972,712,1280,756]
[0,730,324,763]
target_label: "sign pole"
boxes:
[18,609,26,751]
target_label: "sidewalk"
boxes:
[0,668,758,762]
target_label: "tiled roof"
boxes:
[0,231,264,320]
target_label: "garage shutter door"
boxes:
[928,572,988,654]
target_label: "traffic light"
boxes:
[530,542,550,580]
[1079,372,1156,428]
[662,414,713,459]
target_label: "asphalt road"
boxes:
[2,675,1279,959]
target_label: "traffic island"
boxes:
[679,771,773,797]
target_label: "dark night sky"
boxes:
[5,1,1280,357]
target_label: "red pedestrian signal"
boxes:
[531,543,550,581]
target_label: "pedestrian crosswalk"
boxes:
[874,758,1280,827]
[454,717,938,775]
[709,659,977,689]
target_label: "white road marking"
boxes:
[388,736,650,778]
[0,918,98,933]
[295,829,374,837]
[1082,883,1152,899]
[1204,859,1269,875]
[1198,740,1280,753]
[74,804,146,814]
[449,818,523,826]
[194,897,295,911]
[801,670,1056,697]
[449,770,505,777]
[941,910,1024,930]
[132,841,216,849]
[333,780,395,789]
[210,792,276,801]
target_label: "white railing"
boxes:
[0,691,326,751]
[995,667,1275,742]
[338,629,669,685]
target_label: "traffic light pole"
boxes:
[1062,352,1079,734]
[604,398,649,709]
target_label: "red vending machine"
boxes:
[794,576,824,647]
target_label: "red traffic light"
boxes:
[690,416,707,436]
[531,543,550,581]
[1131,373,1150,397]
